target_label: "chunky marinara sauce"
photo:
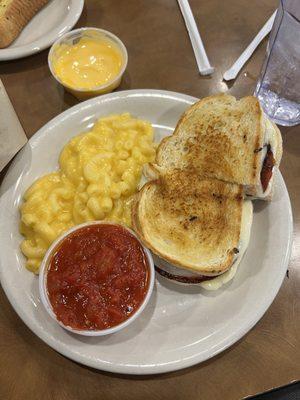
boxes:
[47,224,149,331]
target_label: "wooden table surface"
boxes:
[0,1,299,399]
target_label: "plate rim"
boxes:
[0,0,84,61]
[0,89,294,374]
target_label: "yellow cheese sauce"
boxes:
[52,36,124,90]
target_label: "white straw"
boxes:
[177,0,214,76]
[223,11,277,81]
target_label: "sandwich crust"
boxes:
[271,121,283,164]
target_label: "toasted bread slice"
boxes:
[0,0,49,48]
[153,199,253,288]
[155,94,282,200]
[132,171,244,275]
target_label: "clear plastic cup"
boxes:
[255,0,300,126]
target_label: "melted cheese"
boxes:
[264,115,278,153]
[200,200,253,290]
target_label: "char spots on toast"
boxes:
[233,247,239,254]
[252,130,262,178]
[212,193,222,200]
[182,222,189,230]
[234,194,243,202]
[181,216,199,230]
[254,147,263,153]
[254,144,267,153]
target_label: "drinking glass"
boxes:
[255,0,300,126]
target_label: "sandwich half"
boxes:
[132,170,253,288]
[155,94,282,200]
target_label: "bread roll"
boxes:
[0,0,49,48]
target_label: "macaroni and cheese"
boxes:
[20,113,156,274]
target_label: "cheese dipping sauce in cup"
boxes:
[54,36,122,89]
[48,28,128,100]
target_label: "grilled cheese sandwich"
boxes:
[132,94,281,289]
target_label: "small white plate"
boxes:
[0,0,84,61]
[0,89,293,374]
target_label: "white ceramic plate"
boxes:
[0,0,84,61]
[0,90,293,375]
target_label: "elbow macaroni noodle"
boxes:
[20,113,156,273]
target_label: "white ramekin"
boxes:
[39,221,154,336]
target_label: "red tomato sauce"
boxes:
[261,145,275,192]
[47,224,150,331]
